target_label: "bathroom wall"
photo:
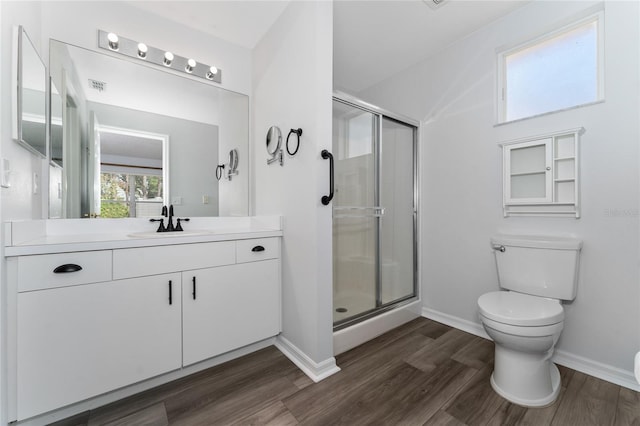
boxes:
[252,1,335,368]
[360,0,640,387]
[0,1,47,221]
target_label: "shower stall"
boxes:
[331,93,418,334]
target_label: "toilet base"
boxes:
[490,362,561,407]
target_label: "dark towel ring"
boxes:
[215,164,225,180]
[286,128,303,156]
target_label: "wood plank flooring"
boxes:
[52,318,640,426]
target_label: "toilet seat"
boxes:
[478,291,564,326]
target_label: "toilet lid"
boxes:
[478,291,564,326]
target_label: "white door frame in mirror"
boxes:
[96,124,170,217]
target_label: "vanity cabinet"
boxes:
[182,238,280,366]
[10,236,281,422]
[182,260,280,366]
[17,273,182,420]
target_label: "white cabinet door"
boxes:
[182,260,280,366]
[17,273,182,420]
[504,138,553,204]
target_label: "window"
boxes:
[498,12,603,123]
[101,172,163,218]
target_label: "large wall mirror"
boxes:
[49,40,249,219]
[13,26,47,158]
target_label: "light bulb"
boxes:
[137,43,148,59]
[163,51,174,66]
[206,66,218,80]
[185,58,196,73]
[107,32,119,51]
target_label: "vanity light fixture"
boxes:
[107,32,119,51]
[185,58,196,73]
[137,43,148,59]
[97,30,222,84]
[163,51,174,66]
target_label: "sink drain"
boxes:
[335,307,348,313]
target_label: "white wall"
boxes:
[1,1,47,221]
[360,0,640,383]
[253,1,335,366]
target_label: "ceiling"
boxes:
[124,0,528,93]
[333,0,529,93]
[125,1,290,49]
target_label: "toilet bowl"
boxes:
[478,235,582,407]
[478,291,565,407]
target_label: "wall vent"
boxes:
[88,79,107,92]
[423,0,449,10]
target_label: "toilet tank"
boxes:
[491,235,582,301]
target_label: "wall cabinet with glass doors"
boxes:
[501,128,583,217]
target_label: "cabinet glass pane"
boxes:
[511,144,546,174]
[511,173,546,198]
[555,181,575,202]
[555,158,575,180]
[555,135,575,158]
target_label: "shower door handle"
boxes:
[321,150,334,205]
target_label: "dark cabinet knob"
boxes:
[251,245,265,252]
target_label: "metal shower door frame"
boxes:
[332,91,419,330]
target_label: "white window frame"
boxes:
[496,10,605,124]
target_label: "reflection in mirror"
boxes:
[266,126,283,166]
[49,39,249,219]
[227,149,239,180]
[13,26,47,157]
[50,80,63,167]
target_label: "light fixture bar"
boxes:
[97,30,222,84]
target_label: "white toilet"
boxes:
[478,235,582,407]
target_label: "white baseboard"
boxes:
[422,307,640,391]
[275,335,341,382]
[554,350,640,391]
[422,307,489,340]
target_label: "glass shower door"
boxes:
[332,98,416,328]
[332,101,378,324]
[379,117,415,305]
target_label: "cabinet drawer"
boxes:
[17,251,112,292]
[113,241,235,279]
[236,238,280,263]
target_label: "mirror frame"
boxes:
[12,25,47,158]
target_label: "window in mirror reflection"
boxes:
[101,172,163,218]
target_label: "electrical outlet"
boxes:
[202,195,209,204]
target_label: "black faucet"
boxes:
[149,205,168,232]
[167,205,176,232]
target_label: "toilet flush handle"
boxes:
[493,245,506,252]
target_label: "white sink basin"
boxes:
[128,230,212,238]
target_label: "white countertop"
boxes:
[4,217,283,256]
